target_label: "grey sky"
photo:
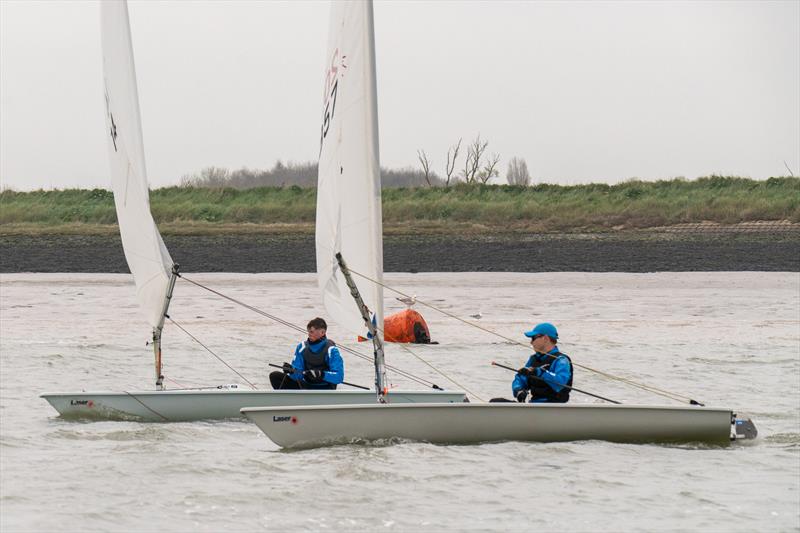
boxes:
[1,0,798,190]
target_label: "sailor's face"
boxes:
[307,327,326,342]
[531,334,547,352]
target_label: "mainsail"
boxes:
[100,1,174,330]
[316,1,383,340]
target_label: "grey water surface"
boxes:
[1,272,798,532]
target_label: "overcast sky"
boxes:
[1,0,798,190]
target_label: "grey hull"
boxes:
[242,403,738,448]
[40,389,467,422]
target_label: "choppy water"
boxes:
[1,272,798,532]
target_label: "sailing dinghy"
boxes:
[40,0,465,422]
[241,0,757,448]
[242,403,749,448]
[241,254,757,448]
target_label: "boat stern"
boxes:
[731,413,758,441]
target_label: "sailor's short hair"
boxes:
[307,317,327,330]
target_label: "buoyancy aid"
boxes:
[301,339,336,382]
[528,351,573,403]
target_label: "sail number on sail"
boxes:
[103,89,119,152]
[320,48,343,151]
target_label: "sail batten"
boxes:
[316,0,383,339]
[100,1,173,329]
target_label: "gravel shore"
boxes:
[2,232,798,273]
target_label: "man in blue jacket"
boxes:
[512,322,573,403]
[269,317,344,390]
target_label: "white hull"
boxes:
[41,389,467,422]
[242,403,739,448]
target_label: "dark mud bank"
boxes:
[2,233,798,273]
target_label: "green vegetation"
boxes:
[1,176,797,235]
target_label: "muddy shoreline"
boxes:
[2,233,798,273]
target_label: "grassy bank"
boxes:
[1,176,797,235]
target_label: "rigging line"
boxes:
[177,274,441,390]
[370,324,485,401]
[167,317,258,390]
[160,384,243,391]
[339,344,438,388]
[164,375,190,389]
[122,392,170,421]
[347,267,696,404]
[394,342,485,402]
[524,348,691,403]
[495,349,688,403]
[179,274,305,334]
[547,360,688,403]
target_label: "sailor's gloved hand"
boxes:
[515,390,528,403]
[303,369,325,383]
[281,362,293,374]
[518,367,533,377]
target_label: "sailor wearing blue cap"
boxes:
[512,322,573,403]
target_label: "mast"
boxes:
[336,253,387,401]
[152,264,179,390]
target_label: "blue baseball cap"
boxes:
[524,322,558,339]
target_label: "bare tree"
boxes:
[417,149,434,187]
[479,153,501,184]
[444,138,462,187]
[462,135,488,183]
[506,157,531,186]
[460,149,473,183]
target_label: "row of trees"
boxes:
[180,161,318,189]
[417,135,531,187]
[180,161,434,189]
[179,134,532,188]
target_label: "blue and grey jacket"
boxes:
[512,347,573,403]
[288,336,344,388]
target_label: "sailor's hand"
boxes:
[515,390,528,403]
[518,367,533,377]
[303,369,324,382]
[281,362,293,374]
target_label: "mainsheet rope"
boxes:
[347,267,700,405]
[176,274,448,392]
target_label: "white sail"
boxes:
[100,1,174,329]
[316,0,384,339]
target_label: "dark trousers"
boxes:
[270,371,302,390]
[269,371,337,390]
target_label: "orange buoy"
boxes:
[357,309,433,344]
[384,309,432,344]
